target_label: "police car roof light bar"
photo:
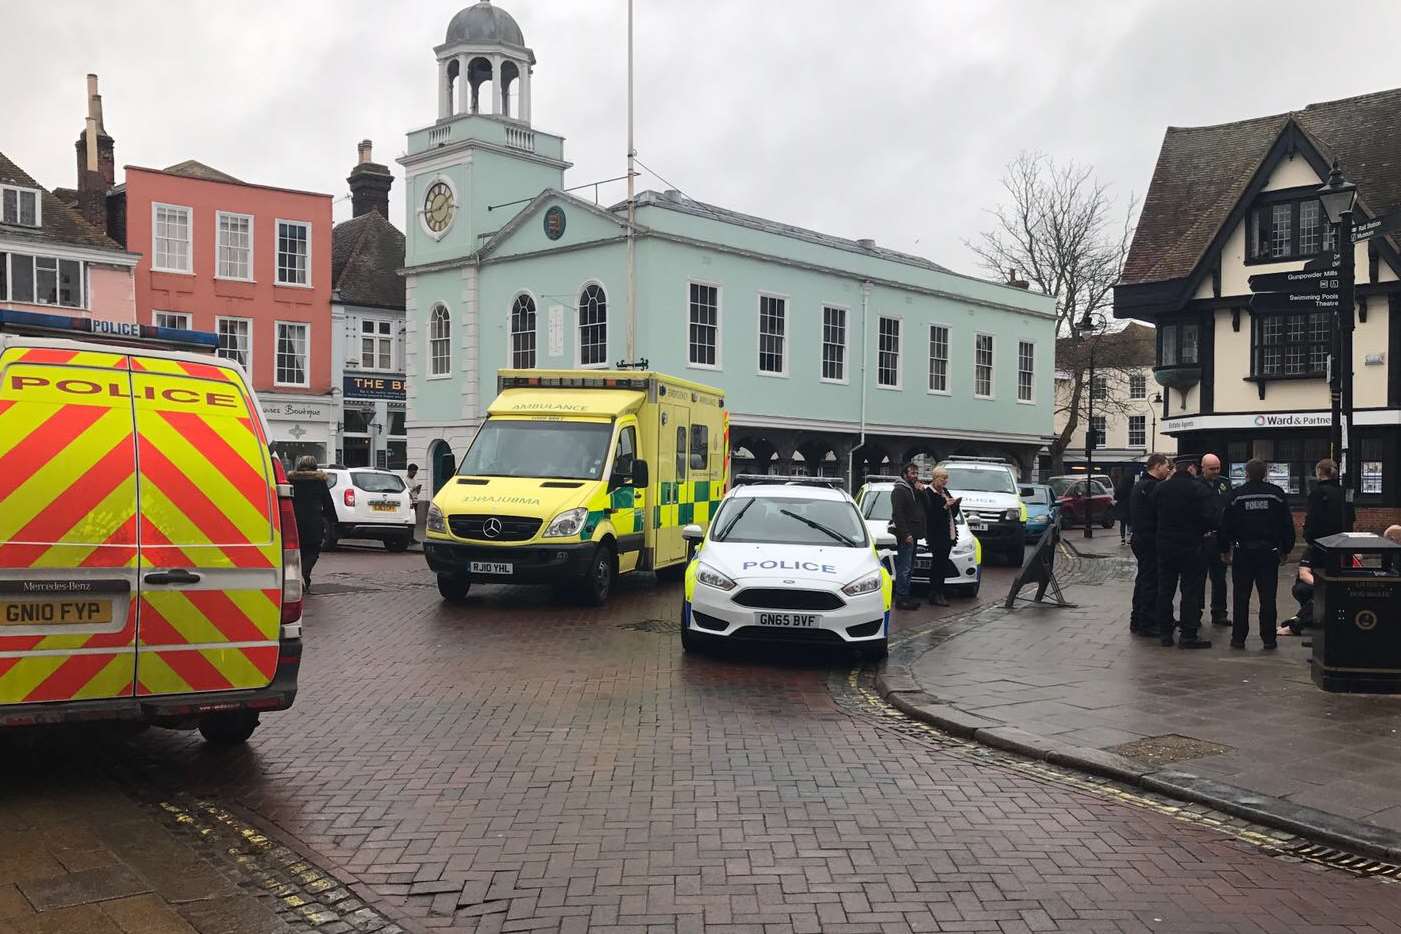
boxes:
[861,474,903,483]
[938,456,1014,466]
[0,307,220,352]
[732,474,847,491]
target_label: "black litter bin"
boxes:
[1311,532,1401,693]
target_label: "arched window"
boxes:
[429,304,451,376]
[578,284,607,367]
[510,294,536,368]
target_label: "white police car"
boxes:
[679,477,893,660]
[854,477,982,598]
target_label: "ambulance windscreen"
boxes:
[459,419,613,480]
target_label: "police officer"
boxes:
[1128,453,1171,637]
[1219,458,1294,650]
[1199,453,1232,627]
[1152,454,1216,648]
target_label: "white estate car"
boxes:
[323,466,416,552]
[679,477,893,660]
[854,478,982,598]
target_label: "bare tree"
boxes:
[967,152,1138,472]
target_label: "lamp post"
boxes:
[1317,161,1358,521]
[1078,310,1104,539]
[1149,391,1163,460]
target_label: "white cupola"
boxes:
[435,0,536,124]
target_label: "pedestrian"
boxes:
[921,467,962,607]
[1304,458,1347,545]
[890,462,927,611]
[288,455,336,591]
[1114,467,1135,545]
[407,463,425,538]
[1279,551,1316,637]
[1152,454,1216,648]
[1220,459,1294,649]
[1128,453,1171,637]
[1199,453,1232,627]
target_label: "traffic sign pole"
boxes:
[1340,209,1355,519]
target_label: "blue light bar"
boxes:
[0,308,220,350]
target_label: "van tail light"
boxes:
[273,457,304,626]
[344,488,356,508]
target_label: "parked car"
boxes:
[1047,474,1112,498]
[936,458,1026,566]
[1054,479,1116,528]
[1019,484,1058,542]
[855,479,981,598]
[323,467,416,551]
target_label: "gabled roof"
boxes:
[0,150,126,253]
[332,210,405,309]
[1123,86,1401,287]
[474,187,638,259]
[623,189,955,275]
[162,160,242,184]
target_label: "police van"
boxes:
[679,476,893,660]
[0,309,302,744]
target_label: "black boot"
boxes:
[1179,633,1212,649]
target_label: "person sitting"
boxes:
[1280,525,1401,635]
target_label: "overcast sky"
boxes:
[8,0,1401,277]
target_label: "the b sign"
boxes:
[343,373,406,400]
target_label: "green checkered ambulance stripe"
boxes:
[653,479,724,529]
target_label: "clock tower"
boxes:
[400,1,572,490]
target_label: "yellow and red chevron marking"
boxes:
[136,589,279,694]
[12,347,130,369]
[128,354,235,382]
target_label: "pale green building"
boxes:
[401,1,1057,493]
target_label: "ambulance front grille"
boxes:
[448,515,542,541]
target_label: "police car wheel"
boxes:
[385,535,412,553]
[198,711,259,745]
[437,574,471,602]
[681,624,705,654]
[577,547,615,606]
[862,639,888,662]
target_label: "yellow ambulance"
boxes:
[0,310,302,744]
[425,369,729,604]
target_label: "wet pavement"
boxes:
[4,542,1401,932]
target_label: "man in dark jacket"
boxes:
[1199,453,1232,627]
[1152,454,1216,648]
[890,462,926,610]
[1114,468,1135,544]
[289,456,337,590]
[1220,458,1295,650]
[1129,453,1170,636]
[1304,458,1347,544]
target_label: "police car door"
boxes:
[129,356,282,697]
[0,345,142,708]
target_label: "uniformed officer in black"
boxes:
[1219,458,1295,649]
[1128,453,1171,636]
[1151,454,1216,648]
[1198,453,1232,627]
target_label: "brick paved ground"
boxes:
[9,543,1401,932]
[907,533,1401,833]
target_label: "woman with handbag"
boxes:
[921,467,962,606]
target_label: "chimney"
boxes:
[347,139,393,218]
[1006,267,1030,290]
[74,73,117,232]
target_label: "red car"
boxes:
[1053,478,1116,528]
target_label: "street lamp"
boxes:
[1078,310,1104,539]
[1149,391,1163,458]
[1317,161,1358,520]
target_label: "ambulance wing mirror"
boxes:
[681,524,705,543]
[631,459,649,488]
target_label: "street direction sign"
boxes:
[1353,209,1401,243]
[1304,252,1341,271]
[1248,267,1340,293]
[1250,291,1340,313]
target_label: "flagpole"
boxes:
[625,0,637,364]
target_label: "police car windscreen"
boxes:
[352,472,406,493]
[945,467,1016,494]
[713,496,867,547]
[460,419,613,480]
[860,490,892,520]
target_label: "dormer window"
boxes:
[1246,191,1336,263]
[0,185,40,228]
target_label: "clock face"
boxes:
[424,181,455,233]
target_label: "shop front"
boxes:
[338,372,408,472]
[260,394,337,467]
[1166,410,1401,509]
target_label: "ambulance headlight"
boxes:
[544,507,589,538]
[695,564,736,591]
[426,504,447,534]
[841,571,882,597]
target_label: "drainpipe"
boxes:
[848,279,874,489]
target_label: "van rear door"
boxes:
[0,346,141,707]
[128,356,282,697]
